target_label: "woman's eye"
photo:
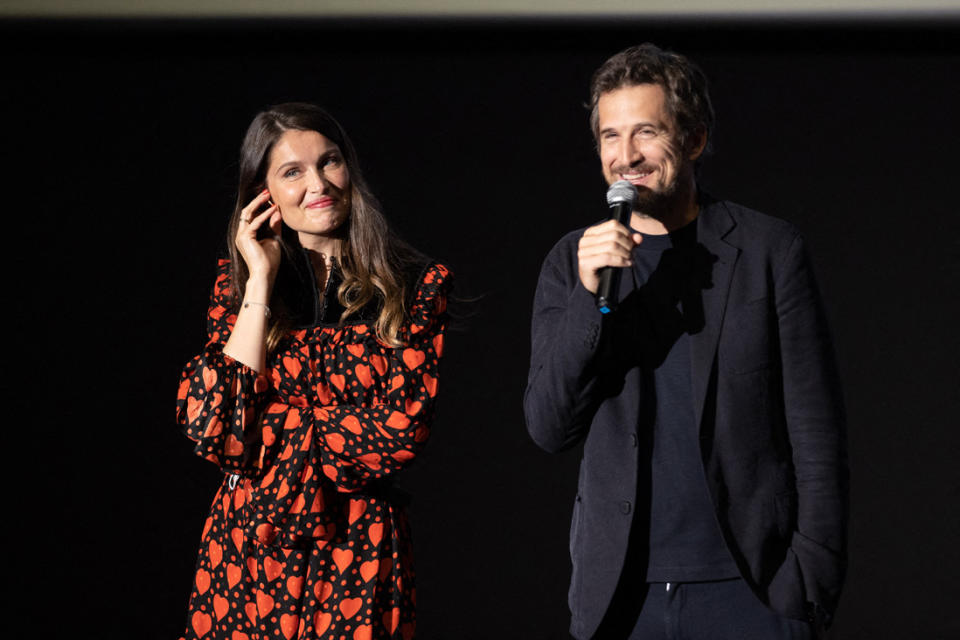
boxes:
[322,155,343,168]
[283,167,301,178]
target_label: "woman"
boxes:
[176,103,451,640]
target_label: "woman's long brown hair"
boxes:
[226,103,421,350]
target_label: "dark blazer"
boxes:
[524,197,848,639]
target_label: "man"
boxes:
[524,43,847,640]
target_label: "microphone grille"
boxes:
[606,180,638,206]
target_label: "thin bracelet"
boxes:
[243,301,272,319]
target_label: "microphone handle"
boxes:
[595,201,633,314]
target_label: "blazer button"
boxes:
[630,433,638,447]
[619,501,632,515]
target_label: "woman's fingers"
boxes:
[267,209,283,235]
[234,191,282,281]
[239,189,273,224]
[244,203,279,233]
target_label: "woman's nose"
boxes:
[306,168,327,193]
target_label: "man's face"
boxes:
[597,83,693,215]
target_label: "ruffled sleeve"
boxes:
[312,262,452,492]
[175,259,272,473]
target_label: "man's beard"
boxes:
[632,170,684,221]
[614,153,693,222]
[633,183,678,221]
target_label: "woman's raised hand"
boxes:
[224,189,282,371]
[236,189,283,283]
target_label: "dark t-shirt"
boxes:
[629,221,739,582]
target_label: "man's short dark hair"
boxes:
[589,43,715,156]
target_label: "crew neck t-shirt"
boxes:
[629,221,739,582]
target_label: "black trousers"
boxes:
[625,578,816,640]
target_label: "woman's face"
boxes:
[264,129,351,251]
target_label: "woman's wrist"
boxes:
[242,300,271,319]
[244,274,274,303]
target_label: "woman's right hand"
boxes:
[236,189,283,283]
[224,190,282,372]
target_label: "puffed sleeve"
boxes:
[175,259,272,473]
[312,262,452,492]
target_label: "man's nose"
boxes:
[619,138,643,167]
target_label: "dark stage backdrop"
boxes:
[5,18,958,639]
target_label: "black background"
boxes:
[5,17,959,639]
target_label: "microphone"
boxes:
[596,180,638,314]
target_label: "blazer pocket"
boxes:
[570,462,585,556]
[570,494,583,555]
[720,296,773,374]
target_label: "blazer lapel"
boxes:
[691,200,739,431]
